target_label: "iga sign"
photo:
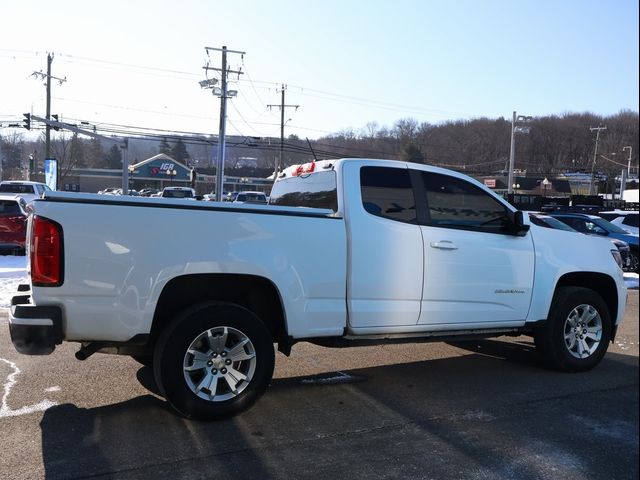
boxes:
[150,163,176,176]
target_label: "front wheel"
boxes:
[153,303,275,420]
[534,287,612,372]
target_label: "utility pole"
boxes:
[589,126,607,195]
[203,46,244,201]
[31,53,66,174]
[268,84,299,175]
[45,53,52,160]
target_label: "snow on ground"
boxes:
[0,255,28,308]
[625,273,640,290]
[0,255,638,310]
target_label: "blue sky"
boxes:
[1,0,638,139]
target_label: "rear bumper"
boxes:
[9,291,63,355]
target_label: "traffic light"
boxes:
[23,113,31,130]
[52,114,60,131]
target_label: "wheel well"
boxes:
[150,274,287,346]
[555,272,618,325]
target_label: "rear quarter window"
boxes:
[360,166,416,223]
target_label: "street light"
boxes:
[623,146,633,176]
[589,126,607,195]
[508,111,532,195]
[542,177,549,197]
[166,168,177,185]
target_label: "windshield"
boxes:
[590,216,629,234]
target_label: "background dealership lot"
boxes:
[0,256,638,480]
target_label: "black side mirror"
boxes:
[512,210,530,236]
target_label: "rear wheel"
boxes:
[534,287,611,372]
[153,303,274,420]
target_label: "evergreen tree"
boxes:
[171,138,190,165]
[104,144,122,169]
[159,138,172,155]
[403,144,424,164]
[70,133,87,168]
[85,138,105,168]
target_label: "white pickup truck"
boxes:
[9,159,627,420]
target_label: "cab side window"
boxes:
[360,167,416,224]
[420,171,511,233]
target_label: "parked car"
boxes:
[550,213,639,272]
[598,210,639,236]
[0,180,52,202]
[139,188,159,197]
[160,186,196,199]
[98,188,118,195]
[233,191,267,204]
[529,213,632,271]
[0,195,30,254]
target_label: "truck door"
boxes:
[415,170,534,326]
[345,163,424,329]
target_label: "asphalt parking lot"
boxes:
[1,291,638,480]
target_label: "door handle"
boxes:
[430,241,458,250]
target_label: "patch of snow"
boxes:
[0,255,27,308]
[625,272,639,290]
[1,358,57,417]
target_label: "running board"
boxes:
[307,327,523,349]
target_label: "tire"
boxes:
[534,287,611,372]
[153,302,275,420]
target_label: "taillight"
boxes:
[30,216,64,286]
